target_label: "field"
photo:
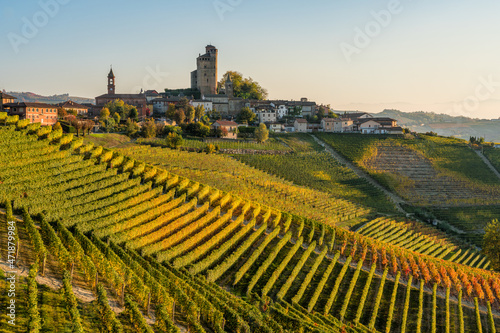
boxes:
[315,133,500,246]
[234,134,397,214]
[113,142,371,228]
[1,122,500,333]
[137,137,292,152]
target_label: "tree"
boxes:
[166,103,176,119]
[113,112,121,124]
[126,118,140,137]
[57,107,67,118]
[237,107,256,124]
[104,118,115,133]
[177,97,190,110]
[328,110,339,118]
[53,122,62,132]
[141,118,156,138]
[174,109,186,124]
[317,106,326,120]
[483,219,500,270]
[128,107,138,121]
[207,109,221,121]
[219,71,268,100]
[165,132,183,149]
[254,123,269,143]
[195,105,205,120]
[186,106,196,123]
[82,120,94,136]
[100,108,110,121]
[67,109,78,116]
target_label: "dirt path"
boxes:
[475,149,500,180]
[310,135,406,212]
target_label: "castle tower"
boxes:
[107,67,115,95]
[225,73,233,97]
[192,45,218,96]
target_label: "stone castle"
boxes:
[191,45,218,96]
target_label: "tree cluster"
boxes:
[219,71,268,100]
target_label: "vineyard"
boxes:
[484,148,500,175]
[355,217,490,269]
[1,121,500,332]
[315,133,500,206]
[112,143,371,227]
[136,137,292,152]
[233,136,397,214]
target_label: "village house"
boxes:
[294,118,308,132]
[320,118,336,132]
[358,117,400,134]
[56,100,89,116]
[211,120,239,139]
[3,102,58,126]
[268,123,283,133]
[256,110,277,124]
[335,118,355,132]
[0,92,17,109]
[191,99,213,112]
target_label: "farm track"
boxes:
[476,150,500,181]
[311,134,407,213]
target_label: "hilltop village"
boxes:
[1,45,403,137]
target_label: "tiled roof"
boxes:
[4,102,58,108]
[1,93,17,100]
[214,120,238,126]
[56,100,89,109]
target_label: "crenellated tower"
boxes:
[191,45,218,96]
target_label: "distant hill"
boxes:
[375,109,500,142]
[5,91,94,105]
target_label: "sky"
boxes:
[1,0,500,119]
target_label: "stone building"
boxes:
[191,45,218,96]
[56,100,89,116]
[95,68,148,120]
[3,102,58,126]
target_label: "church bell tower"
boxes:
[107,67,115,95]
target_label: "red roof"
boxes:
[214,120,238,127]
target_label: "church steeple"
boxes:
[107,67,115,95]
[225,73,233,98]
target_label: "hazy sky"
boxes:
[2,0,500,118]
